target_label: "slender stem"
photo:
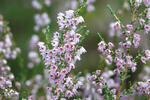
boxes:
[100,55,105,76]
[131,7,135,22]
[116,65,128,100]
[129,7,135,41]
[116,86,122,100]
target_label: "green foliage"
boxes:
[107,5,125,29]
[97,32,104,42]
[45,25,52,49]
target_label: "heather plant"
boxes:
[38,1,89,99]
[0,15,20,99]
[88,0,150,99]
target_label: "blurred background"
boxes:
[0,0,125,73]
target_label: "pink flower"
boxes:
[96,70,101,75]
[32,0,42,10]
[114,69,120,74]
[106,55,113,65]
[65,77,73,88]
[126,56,132,61]
[126,24,133,30]
[56,88,63,94]
[145,50,150,59]
[103,49,111,56]
[147,79,150,84]
[69,63,75,69]
[131,67,136,72]
[139,18,145,25]
[125,31,131,36]
[144,25,150,34]
[141,56,147,64]
[72,88,78,95]
[65,90,73,98]
[147,8,150,19]
[65,10,74,18]
[98,41,106,52]
[116,59,124,68]
[45,0,51,6]
[97,89,102,94]
[61,68,68,75]
[122,41,132,49]
[114,22,121,30]
[133,34,141,48]
[51,65,58,72]
[143,0,150,7]
[108,42,114,49]
[115,49,121,56]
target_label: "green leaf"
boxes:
[74,0,87,15]
[79,30,89,43]
[76,25,87,33]
[75,72,82,80]
[84,0,87,2]
[45,25,50,44]
[125,75,131,80]
[97,32,105,42]
[45,25,53,49]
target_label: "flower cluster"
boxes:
[98,40,137,73]
[57,10,84,30]
[34,13,51,32]
[27,35,40,69]
[140,50,150,64]
[38,9,87,99]
[0,15,20,99]
[32,0,51,32]
[99,0,150,75]
[109,22,121,37]
[0,34,20,59]
[94,1,150,99]
[0,16,20,59]
[134,79,150,95]
[79,69,119,100]
[0,59,19,99]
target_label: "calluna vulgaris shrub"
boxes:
[0,0,150,100]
